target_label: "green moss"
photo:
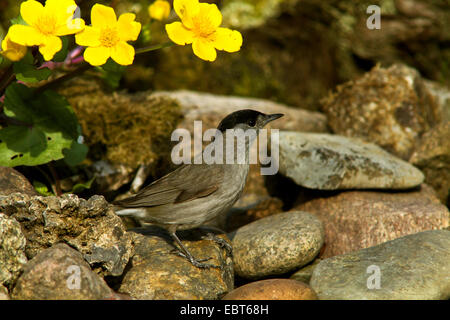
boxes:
[58,77,183,175]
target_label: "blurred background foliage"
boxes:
[2,0,448,111]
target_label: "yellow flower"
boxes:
[1,34,27,61]
[75,4,141,66]
[7,0,85,61]
[148,0,171,21]
[165,0,243,62]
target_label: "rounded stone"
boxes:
[12,243,112,300]
[230,211,324,279]
[223,279,318,300]
[310,230,450,300]
[118,227,234,300]
[276,131,425,190]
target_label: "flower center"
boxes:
[35,14,58,36]
[99,27,120,47]
[192,16,216,38]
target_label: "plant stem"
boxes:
[36,166,57,195]
[0,65,15,96]
[34,41,173,94]
[34,62,92,95]
[48,161,62,196]
[135,41,174,55]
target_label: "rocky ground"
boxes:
[0,64,449,300]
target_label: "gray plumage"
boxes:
[113,109,283,268]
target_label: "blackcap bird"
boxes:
[113,109,283,268]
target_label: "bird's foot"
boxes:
[171,249,220,269]
[202,233,233,258]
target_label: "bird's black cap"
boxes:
[217,109,282,132]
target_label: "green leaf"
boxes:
[13,51,52,83]
[53,36,69,62]
[33,181,54,196]
[69,176,95,194]
[10,15,26,26]
[0,83,87,167]
[98,58,126,89]
[63,137,88,166]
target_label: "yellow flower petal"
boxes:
[1,35,27,62]
[91,4,117,29]
[75,26,101,47]
[57,18,85,36]
[148,0,171,21]
[20,0,44,26]
[117,13,141,42]
[198,3,222,29]
[7,24,43,46]
[39,35,62,61]
[165,22,194,45]
[45,0,78,30]
[84,46,111,66]
[174,0,199,29]
[45,0,77,12]
[214,28,242,52]
[192,38,216,61]
[111,42,135,65]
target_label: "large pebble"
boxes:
[230,211,324,279]
[118,227,233,300]
[310,230,450,300]
[296,184,449,258]
[276,131,424,190]
[223,279,317,300]
[0,167,37,196]
[12,243,112,300]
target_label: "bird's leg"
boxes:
[169,230,220,269]
[202,232,233,258]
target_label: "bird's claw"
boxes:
[202,233,233,258]
[171,249,220,269]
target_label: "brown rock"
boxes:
[321,64,442,160]
[12,243,112,300]
[118,227,233,300]
[0,167,37,196]
[410,122,450,205]
[0,213,27,289]
[295,184,449,258]
[223,279,318,300]
[0,285,9,300]
[0,193,132,277]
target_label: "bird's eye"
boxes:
[248,119,256,127]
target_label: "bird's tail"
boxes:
[113,207,147,219]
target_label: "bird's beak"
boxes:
[262,113,284,126]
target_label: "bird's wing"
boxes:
[113,164,224,208]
